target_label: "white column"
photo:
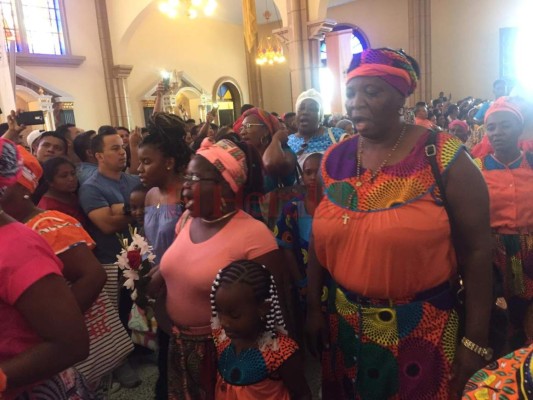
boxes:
[325,28,352,115]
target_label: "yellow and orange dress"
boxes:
[313,131,463,399]
[463,343,533,399]
[476,152,533,347]
[212,326,298,400]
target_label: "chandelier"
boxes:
[159,0,217,19]
[256,9,285,66]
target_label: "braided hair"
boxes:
[140,112,193,173]
[210,260,286,350]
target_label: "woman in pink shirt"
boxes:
[0,138,91,399]
[151,138,280,400]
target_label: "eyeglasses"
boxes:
[240,123,265,130]
[183,173,219,183]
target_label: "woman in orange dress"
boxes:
[475,97,533,350]
[306,48,493,399]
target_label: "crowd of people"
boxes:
[1,46,532,400]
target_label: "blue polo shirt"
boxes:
[79,171,140,264]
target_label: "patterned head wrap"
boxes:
[484,96,524,125]
[0,138,22,197]
[295,89,324,122]
[196,138,247,193]
[16,145,43,194]
[241,108,281,136]
[346,48,419,97]
[448,119,469,132]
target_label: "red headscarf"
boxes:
[241,108,281,136]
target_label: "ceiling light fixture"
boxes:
[256,5,285,66]
[158,0,217,19]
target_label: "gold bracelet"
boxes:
[461,337,493,361]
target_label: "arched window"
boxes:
[320,24,369,67]
[2,0,67,55]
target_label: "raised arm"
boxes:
[263,128,297,178]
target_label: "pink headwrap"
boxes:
[345,48,419,97]
[448,119,469,132]
[484,96,524,125]
[0,138,22,195]
[196,138,247,193]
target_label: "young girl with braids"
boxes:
[210,260,311,400]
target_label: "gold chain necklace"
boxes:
[201,210,238,224]
[355,124,407,187]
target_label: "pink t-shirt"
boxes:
[160,210,278,334]
[0,222,63,362]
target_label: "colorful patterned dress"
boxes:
[313,131,463,399]
[274,199,312,305]
[476,152,533,347]
[462,344,533,399]
[212,327,299,400]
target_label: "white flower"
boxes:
[116,250,130,270]
[123,268,139,290]
[131,233,152,255]
[131,289,138,301]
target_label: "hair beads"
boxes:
[210,260,287,350]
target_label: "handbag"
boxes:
[129,303,158,351]
[75,286,134,385]
[425,130,508,355]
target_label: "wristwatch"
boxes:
[461,337,493,361]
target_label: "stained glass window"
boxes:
[1,0,66,55]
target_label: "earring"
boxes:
[23,194,30,200]
[166,167,171,171]
[260,135,270,146]
[398,107,405,116]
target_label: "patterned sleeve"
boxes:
[274,201,299,250]
[28,211,95,255]
[437,132,465,174]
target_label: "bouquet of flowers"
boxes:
[116,226,156,309]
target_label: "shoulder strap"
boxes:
[327,128,337,144]
[425,130,449,212]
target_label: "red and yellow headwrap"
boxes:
[484,96,524,125]
[346,48,419,97]
[0,138,22,196]
[241,107,281,136]
[16,145,43,194]
[196,138,248,193]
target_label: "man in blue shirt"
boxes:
[80,127,139,264]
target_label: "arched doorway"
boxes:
[176,87,202,122]
[212,77,243,127]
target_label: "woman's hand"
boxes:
[272,128,289,145]
[449,345,486,399]
[305,306,329,358]
[2,110,25,142]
